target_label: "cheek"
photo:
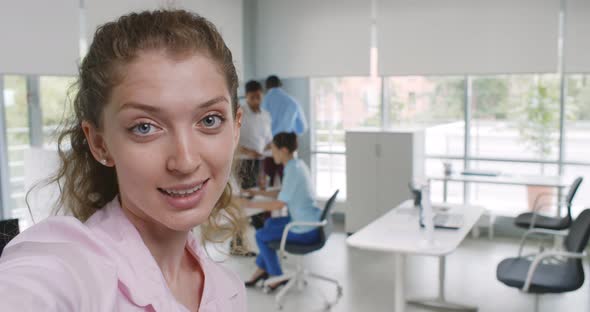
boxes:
[198,130,237,183]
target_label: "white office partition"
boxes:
[565,0,590,73]
[0,0,80,75]
[85,0,244,78]
[255,0,371,78]
[377,0,560,75]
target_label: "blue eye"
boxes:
[201,115,224,129]
[131,123,156,136]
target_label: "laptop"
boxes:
[409,183,464,230]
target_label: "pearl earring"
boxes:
[101,159,107,165]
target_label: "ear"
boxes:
[233,107,243,148]
[81,120,112,166]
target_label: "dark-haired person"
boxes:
[261,75,308,186]
[231,80,272,257]
[237,80,271,189]
[0,10,246,311]
[240,132,321,291]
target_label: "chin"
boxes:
[164,209,212,232]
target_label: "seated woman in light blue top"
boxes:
[240,132,321,291]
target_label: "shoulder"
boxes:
[0,217,118,311]
[2,215,116,271]
[6,216,102,250]
[290,159,308,174]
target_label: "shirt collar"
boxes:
[88,197,240,311]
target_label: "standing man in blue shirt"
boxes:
[262,75,308,136]
[262,75,308,185]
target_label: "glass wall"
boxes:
[40,76,76,146]
[3,75,29,223]
[310,77,381,199]
[311,73,590,217]
[564,74,590,213]
[1,75,75,228]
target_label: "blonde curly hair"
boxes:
[45,9,246,245]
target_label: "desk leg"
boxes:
[393,253,406,312]
[443,179,448,203]
[406,256,478,311]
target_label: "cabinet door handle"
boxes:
[375,143,381,157]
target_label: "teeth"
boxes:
[163,183,203,196]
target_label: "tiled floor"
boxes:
[206,225,589,312]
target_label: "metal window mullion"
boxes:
[0,76,12,219]
[26,75,43,147]
[463,75,472,204]
[557,0,567,177]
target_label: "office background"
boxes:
[1,0,589,230]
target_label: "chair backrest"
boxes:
[319,190,339,243]
[565,209,590,253]
[565,177,583,215]
[0,219,20,256]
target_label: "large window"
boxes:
[311,73,590,217]
[384,76,465,203]
[311,77,381,199]
[470,75,560,162]
[564,75,590,211]
[1,75,75,228]
[40,76,76,146]
[3,76,29,224]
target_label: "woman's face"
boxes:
[83,50,241,232]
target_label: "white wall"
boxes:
[255,0,371,78]
[565,0,590,73]
[378,0,560,75]
[85,0,244,78]
[0,0,80,75]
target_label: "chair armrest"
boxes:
[522,250,587,292]
[518,228,568,256]
[278,220,327,259]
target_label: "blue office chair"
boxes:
[263,190,343,310]
[514,177,583,231]
[497,208,590,312]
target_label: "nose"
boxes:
[166,131,200,175]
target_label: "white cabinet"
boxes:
[345,129,425,233]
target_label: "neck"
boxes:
[282,154,294,165]
[120,201,190,284]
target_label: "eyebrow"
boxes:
[118,96,230,113]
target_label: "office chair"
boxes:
[514,177,583,231]
[263,190,343,310]
[497,208,590,312]
[0,218,20,256]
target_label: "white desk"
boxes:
[429,173,570,203]
[347,200,484,312]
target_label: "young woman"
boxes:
[240,132,322,291]
[0,10,246,311]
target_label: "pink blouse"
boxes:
[0,197,246,311]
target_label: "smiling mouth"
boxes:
[158,179,209,197]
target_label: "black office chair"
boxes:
[514,177,583,230]
[263,190,343,310]
[497,208,590,312]
[0,218,20,256]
